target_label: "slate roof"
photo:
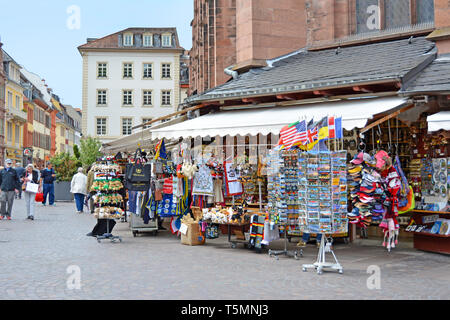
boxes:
[78,27,183,51]
[187,37,436,104]
[400,54,450,94]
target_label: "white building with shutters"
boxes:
[78,28,185,143]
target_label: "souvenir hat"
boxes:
[350,152,364,165]
[363,153,377,166]
[375,150,390,169]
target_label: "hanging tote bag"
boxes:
[125,149,152,191]
[126,149,151,182]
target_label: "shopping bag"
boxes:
[35,192,44,202]
[25,182,39,193]
[125,148,151,183]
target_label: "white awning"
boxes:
[427,111,450,132]
[151,96,409,140]
[101,116,187,153]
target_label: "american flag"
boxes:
[286,120,307,149]
[279,121,299,147]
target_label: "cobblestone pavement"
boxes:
[0,199,449,300]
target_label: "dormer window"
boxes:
[143,33,153,47]
[162,33,172,47]
[123,33,133,46]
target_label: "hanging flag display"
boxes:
[278,116,343,151]
[155,138,167,160]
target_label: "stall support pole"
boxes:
[96,219,122,243]
[258,181,262,211]
[268,223,302,260]
[302,234,343,275]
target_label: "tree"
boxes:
[73,144,81,159]
[49,152,78,182]
[79,136,103,170]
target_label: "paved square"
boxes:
[0,199,448,300]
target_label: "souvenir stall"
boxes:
[401,113,450,254]
[89,160,125,243]
[350,109,450,254]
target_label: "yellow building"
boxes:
[52,97,76,155]
[20,67,56,168]
[2,50,27,166]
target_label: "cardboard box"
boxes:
[181,222,205,246]
[191,206,203,221]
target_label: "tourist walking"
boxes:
[14,162,25,200]
[0,159,20,220]
[70,167,87,213]
[22,164,40,220]
[40,162,56,206]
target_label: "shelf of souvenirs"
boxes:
[411,231,450,238]
[410,209,450,215]
[225,202,268,207]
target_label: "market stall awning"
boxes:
[101,116,187,153]
[151,96,409,140]
[427,111,450,132]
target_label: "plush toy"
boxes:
[181,162,198,180]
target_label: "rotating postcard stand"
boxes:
[96,218,122,243]
[302,234,343,274]
[266,150,302,260]
[301,149,348,275]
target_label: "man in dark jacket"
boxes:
[0,159,20,220]
[14,162,25,200]
[40,162,56,206]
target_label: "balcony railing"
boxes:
[6,107,27,123]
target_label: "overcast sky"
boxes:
[0,0,193,108]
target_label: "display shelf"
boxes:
[412,232,450,238]
[411,209,450,215]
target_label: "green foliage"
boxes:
[79,136,103,170]
[73,144,82,168]
[49,152,78,182]
[73,144,81,159]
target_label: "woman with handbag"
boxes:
[22,164,41,220]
